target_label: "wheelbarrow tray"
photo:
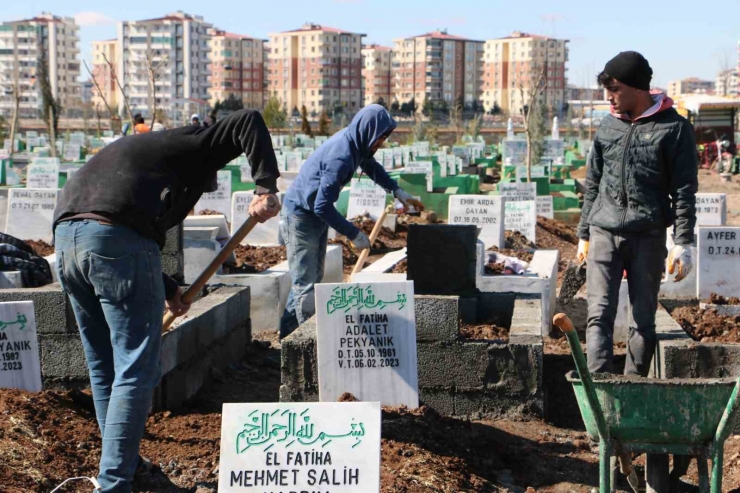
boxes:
[566,371,737,445]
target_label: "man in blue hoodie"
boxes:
[279,104,422,338]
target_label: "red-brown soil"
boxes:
[24,240,55,257]
[671,306,740,343]
[224,245,287,274]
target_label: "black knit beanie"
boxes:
[603,51,652,90]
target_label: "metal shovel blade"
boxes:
[557,261,587,305]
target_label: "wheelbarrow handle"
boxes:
[554,313,610,442]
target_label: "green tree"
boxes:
[374,97,387,109]
[300,104,313,137]
[37,48,61,157]
[528,100,549,170]
[262,96,287,130]
[565,104,574,140]
[318,110,331,136]
[390,100,400,112]
[490,102,502,115]
[467,114,482,140]
[421,98,433,117]
[222,94,244,112]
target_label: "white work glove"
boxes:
[667,245,692,282]
[249,193,281,223]
[577,239,589,263]
[352,231,371,251]
[393,188,425,211]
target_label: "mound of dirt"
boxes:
[535,217,579,285]
[459,321,509,341]
[504,230,535,250]
[390,258,407,274]
[708,293,740,305]
[24,240,55,257]
[671,306,740,343]
[225,245,287,274]
[334,217,408,274]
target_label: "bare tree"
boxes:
[102,52,135,131]
[514,62,547,182]
[37,41,61,158]
[145,50,169,129]
[6,74,21,157]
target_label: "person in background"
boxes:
[279,104,423,338]
[53,109,281,492]
[191,113,201,126]
[576,51,697,377]
[133,114,150,133]
[151,120,166,132]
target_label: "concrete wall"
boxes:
[211,244,342,332]
[280,293,544,420]
[0,283,252,410]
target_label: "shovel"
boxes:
[351,208,388,276]
[161,196,277,332]
[557,260,587,305]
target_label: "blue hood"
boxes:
[283,104,399,239]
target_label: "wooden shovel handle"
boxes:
[162,196,277,332]
[351,209,388,276]
[553,313,575,333]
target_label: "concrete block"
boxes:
[455,390,543,420]
[162,251,184,283]
[184,238,222,285]
[279,317,319,402]
[357,248,406,274]
[417,342,490,388]
[419,387,455,416]
[39,334,88,380]
[163,224,183,255]
[487,341,543,396]
[184,226,220,241]
[351,273,407,283]
[415,295,459,342]
[382,214,397,232]
[0,271,24,288]
[161,316,200,376]
[0,284,76,334]
[407,224,477,295]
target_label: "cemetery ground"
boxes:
[4,330,740,492]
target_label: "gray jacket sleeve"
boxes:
[576,140,603,240]
[670,120,698,246]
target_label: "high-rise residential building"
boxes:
[208,29,266,110]
[117,11,212,117]
[715,69,738,98]
[361,44,392,107]
[667,77,714,99]
[482,31,569,115]
[91,39,119,111]
[391,30,484,109]
[0,12,80,118]
[565,85,605,102]
[268,23,364,114]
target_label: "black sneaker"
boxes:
[135,456,154,476]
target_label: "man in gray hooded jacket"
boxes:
[577,51,697,376]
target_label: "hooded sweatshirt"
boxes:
[283,104,400,239]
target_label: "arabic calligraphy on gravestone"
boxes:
[0,301,42,392]
[219,402,381,492]
[316,282,419,408]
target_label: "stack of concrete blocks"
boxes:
[279,293,544,420]
[182,216,229,285]
[211,245,343,331]
[475,240,559,338]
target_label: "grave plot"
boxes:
[666,295,740,344]
[330,215,410,275]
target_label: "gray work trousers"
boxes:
[586,226,667,376]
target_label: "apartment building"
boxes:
[91,39,119,110]
[715,69,738,98]
[667,77,714,99]
[0,12,80,118]
[391,30,484,108]
[117,11,212,116]
[361,44,392,107]
[482,31,568,115]
[209,29,266,109]
[268,23,364,114]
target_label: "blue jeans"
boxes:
[279,208,328,338]
[54,220,165,493]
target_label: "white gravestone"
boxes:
[285,152,302,172]
[502,139,527,165]
[695,193,727,226]
[404,161,433,192]
[26,163,59,189]
[5,188,58,243]
[392,147,402,167]
[0,301,42,392]
[235,156,253,183]
[381,150,393,170]
[536,196,554,219]
[219,401,381,493]
[500,182,537,202]
[231,192,283,246]
[516,165,546,180]
[316,282,419,408]
[448,195,505,249]
[697,227,740,299]
[195,170,232,221]
[346,179,387,221]
[543,139,565,160]
[63,143,81,162]
[505,200,537,243]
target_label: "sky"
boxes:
[2,0,739,89]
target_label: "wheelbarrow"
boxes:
[553,313,740,493]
